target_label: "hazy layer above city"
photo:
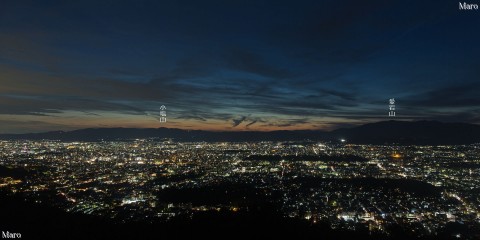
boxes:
[1,120,480,145]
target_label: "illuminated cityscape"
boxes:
[1,139,479,238]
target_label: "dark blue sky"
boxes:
[1,0,479,133]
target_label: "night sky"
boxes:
[1,0,479,133]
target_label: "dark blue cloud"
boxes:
[1,0,479,132]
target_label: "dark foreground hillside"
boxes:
[0,192,472,240]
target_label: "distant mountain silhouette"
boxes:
[1,121,479,145]
[330,120,480,145]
